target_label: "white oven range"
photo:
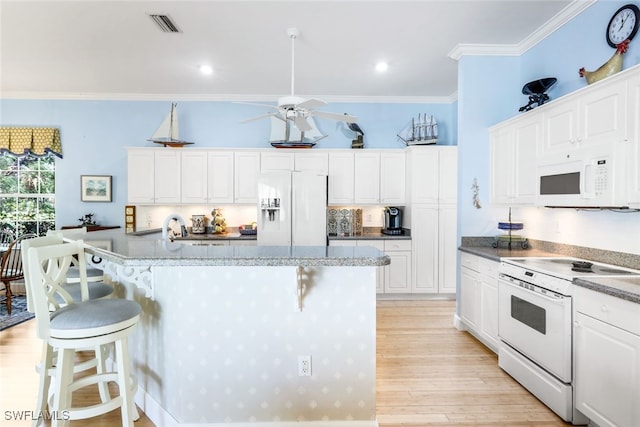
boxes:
[497,257,640,424]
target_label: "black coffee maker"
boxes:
[382,206,403,235]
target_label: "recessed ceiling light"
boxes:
[375,62,388,72]
[199,65,213,75]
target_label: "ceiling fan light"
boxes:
[375,62,389,72]
[199,65,213,75]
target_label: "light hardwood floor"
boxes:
[0,300,570,426]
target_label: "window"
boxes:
[0,154,55,236]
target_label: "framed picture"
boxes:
[81,175,112,202]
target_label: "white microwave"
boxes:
[536,142,629,208]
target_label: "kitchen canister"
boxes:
[191,214,206,234]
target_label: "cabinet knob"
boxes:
[600,305,609,313]
[574,320,580,327]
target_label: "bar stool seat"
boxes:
[26,241,141,427]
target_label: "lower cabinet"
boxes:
[574,286,640,427]
[459,251,500,352]
[329,239,411,294]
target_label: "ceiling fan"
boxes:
[240,28,357,140]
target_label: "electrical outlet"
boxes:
[298,355,311,377]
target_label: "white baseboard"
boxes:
[453,313,467,331]
[135,387,379,427]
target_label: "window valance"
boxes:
[0,127,62,158]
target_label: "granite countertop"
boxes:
[133,227,257,241]
[574,277,640,304]
[72,229,390,267]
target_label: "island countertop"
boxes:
[73,229,390,267]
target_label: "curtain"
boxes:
[0,127,62,158]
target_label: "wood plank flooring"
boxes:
[0,300,570,426]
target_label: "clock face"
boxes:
[607,4,640,48]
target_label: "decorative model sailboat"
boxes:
[148,103,194,147]
[269,116,327,148]
[397,113,438,146]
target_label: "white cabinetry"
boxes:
[207,151,234,204]
[294,151,328,174]
[181,150,208,204]
[407,146,457,294]
[489,114,539,205]
[234,151,260,204]
[459,251,499,353]
[629,70,640,206]
[328,150,405,205]
[574,286,640,427]
[542,78,627,155]
[261,151,294,172]
[329,239,411,294]
[354,152,380,204]
[328,152,355,204]
[127,148,180,204]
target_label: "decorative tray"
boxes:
[270,142,316,149]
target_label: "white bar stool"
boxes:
[26,241,141,427]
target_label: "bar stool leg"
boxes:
[52,348,74,427]
[32,344,54,427]
[115,337,134,427]
[95,344,111,403]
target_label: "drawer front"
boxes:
[575,286,640,336]
[358,240,385,251]
[460,251,479,272]
[384,240,411,251]
[478,257,499,276]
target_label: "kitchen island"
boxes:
[70,229,389,427]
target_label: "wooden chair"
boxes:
[0,233,36,314]
[26,241,141,427]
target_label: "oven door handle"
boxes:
[499,278,566,304]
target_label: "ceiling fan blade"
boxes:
[234,101,279,111]
[239,112,279,124]
[312,111,357,122]
[293,116,313,132]
[296,98,327,110]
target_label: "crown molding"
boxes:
[1,92,456,104]
[448,0,597,60]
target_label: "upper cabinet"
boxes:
[260,151,329,174]
[234,151,260,204]
[127,148,181,204]
[629,71,640,207]
[328,150,405,205]
[489,114,539,205]
[407,146,456,205]
[542,78,628,156]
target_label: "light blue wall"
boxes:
[0,99,455,227]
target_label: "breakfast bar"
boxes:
[69,229,389,427]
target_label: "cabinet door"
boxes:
[411,205,438,293]
[234,151,260,204]
[207,151,234,204]
[438,204,457,293]
[575,312,640,427]
[479,273,499,352]
[628,72,640,206]
[261,151,294,171]
[380,151,406,205]
[578,78,628,148]
[354,151,380,204]
[408,148,439,204]
[542,97,579,155]
[154,150,181,204]
[438,148,458,205]
[127,149,155,203]
[489,126,513,205]
[360,240,385,293]
[460,266,479,329]
[328,151,355,204]
[385,251,411,293]
[294,152,328,174]
[513,116,540,204]
[181,151,208,204]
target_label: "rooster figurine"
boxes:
[579,39,629,85]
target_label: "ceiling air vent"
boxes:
[149,14,181,33]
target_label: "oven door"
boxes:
[498,274,572,382]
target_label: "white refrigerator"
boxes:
[257,171,327,246]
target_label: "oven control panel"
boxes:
[499,261,572,296]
